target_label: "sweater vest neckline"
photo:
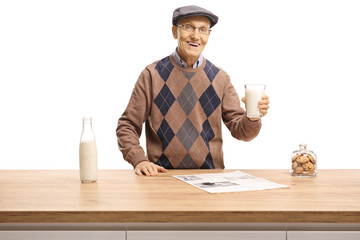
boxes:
[169,54,207,73]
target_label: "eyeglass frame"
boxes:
[176,24,212,35]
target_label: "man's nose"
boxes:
[191,28,200,40]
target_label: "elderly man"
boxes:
[116,5,270,176]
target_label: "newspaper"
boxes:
[173,171,289,193]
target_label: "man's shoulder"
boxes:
[203,58,228,79]
[145,55,172,71]
[143,55,176,82]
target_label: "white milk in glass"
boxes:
[245,84,265,119]
[79,117,98,183]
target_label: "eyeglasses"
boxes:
[177,24,211,35]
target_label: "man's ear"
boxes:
[172,25,178,39]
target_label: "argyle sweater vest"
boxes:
[117,55,261,169]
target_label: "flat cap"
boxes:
[172,5,218,28]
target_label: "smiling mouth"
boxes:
[187,42,200,47]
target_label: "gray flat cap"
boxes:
[172,5,218,28]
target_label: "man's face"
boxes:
[173,16,211,60]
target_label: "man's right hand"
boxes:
[134,161,168,176]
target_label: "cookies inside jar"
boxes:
[291,144,317,177]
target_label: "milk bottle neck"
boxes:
[81,117,95,141]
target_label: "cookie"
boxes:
[292,161,300,170]
[302,162,314,171]
[295,166,304,173]
[296,155,309,164]
[292,154,301,162]
[307,154,316,164]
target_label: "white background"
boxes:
[1,0,359,170]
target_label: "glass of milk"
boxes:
[79,117,98,183]
[244,84,266,119]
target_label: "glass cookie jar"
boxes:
[291,144,317,177]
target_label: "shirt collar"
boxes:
[172,48,204,68]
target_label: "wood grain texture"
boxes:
[0,169,359,223]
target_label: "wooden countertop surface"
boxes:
[0,169,359,223]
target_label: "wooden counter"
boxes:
[0,169,360,223]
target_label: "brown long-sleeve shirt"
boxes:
[116,55,261,169]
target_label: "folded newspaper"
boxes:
[173,171,289,193]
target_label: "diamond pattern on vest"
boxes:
[183,71,196,81]
[155,56,174,82]
[177,153,198,169]
[154,84,176,116]
[200,153,215,169]
[153,57,220,169]
[176,118,199,151]
[156,154,174,169]
[177,83,197,115]
[164,136,187,167]
[199,84,221,118]
[157,119,175,151]
[203,59,219,83]
[201,119,215,150]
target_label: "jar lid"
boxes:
[299,144,307,151]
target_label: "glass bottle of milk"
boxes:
[79,117,98,183]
